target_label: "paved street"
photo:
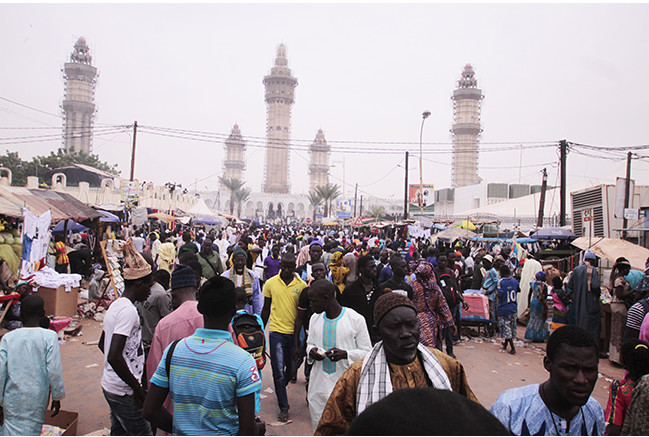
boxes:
[62,319,624,435]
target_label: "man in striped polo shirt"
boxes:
[144,276,264,435]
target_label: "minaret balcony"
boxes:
[309,164,330,173]
[451,123,482,136]
[224,160,246,170]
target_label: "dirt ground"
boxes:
[61,319,624,436]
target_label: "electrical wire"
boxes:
[0,96,62,119]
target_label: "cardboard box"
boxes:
[33,286,79,317]
[43,409,78,436]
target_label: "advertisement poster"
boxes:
[120,180,140,207]
[408,184,434,207]
[336,199,353,219]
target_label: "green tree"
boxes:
[233,187,251,219]
[315,183,341,218]
[219,177,246,215]
[0,151,28,186]
[307,190,323,222]
[0,149,119,187]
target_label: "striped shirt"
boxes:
[150,328,261,436]
[626,299,649,331]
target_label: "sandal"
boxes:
[278,410,289,423]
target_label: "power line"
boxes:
[137,125,558,155]
[0,96,62,119]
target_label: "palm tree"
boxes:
[315,183,341,218]
[233,187,251,219]
[307,190,322,222]
[219,176,245,215]
[367,205,387,220]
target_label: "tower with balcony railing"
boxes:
[308,129,330,191]
[62,37,97,154]
[223,124,246,182]
[451,64,483,188]
[262,44,297,193]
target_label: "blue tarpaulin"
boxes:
[52,219,88,234]
[192,215,223,226]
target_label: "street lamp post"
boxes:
[419,111,431,217]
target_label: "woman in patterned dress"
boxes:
[409,260,455,349]
[524,271,549,342]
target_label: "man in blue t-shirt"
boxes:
[497,264,520,354]
[490,326,604,435]
[143,276,264,436]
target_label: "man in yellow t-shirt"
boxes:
[261,251,306,423]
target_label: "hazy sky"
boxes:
[2,3,649,205]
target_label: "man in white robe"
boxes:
[306,279,371,431]
[518,255,543,318]
[0,295,65,436]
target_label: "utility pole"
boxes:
[403,151,409,220]
[623,151,632,240]
[360,195,364,217]
[353,183,358,217]
[537,168,548,229]
[559,139,567,227]
[419,111,431,217]
[130,121,138,182]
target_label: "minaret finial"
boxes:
[275,43,287,67]
[71,37,92,65]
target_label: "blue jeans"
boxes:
[102,389,152,436]
[269,331,295,411]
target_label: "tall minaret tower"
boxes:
[308,129,330,191]
[223,124,246,182]
[451,64,483,188]
[62,37,98,154]
[262,44,297,194]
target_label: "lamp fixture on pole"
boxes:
[419,111,431,217]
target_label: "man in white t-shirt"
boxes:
[99,240,154,436]
[132,230,146,253]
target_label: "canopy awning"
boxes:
[192,215,222,226]
[97,210,120,223]
[429,227,477,245]
[0,186,101,222]
[571,237,649,271]
[219,212,237,220]
[0,195,23,218]
[148,212,178,224]
[52,219,88,234]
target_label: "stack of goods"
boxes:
[0,229,22,276]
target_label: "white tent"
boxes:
[187,198,215,216]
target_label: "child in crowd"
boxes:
[604,339,649,436]
[550,275,572,332]
[496,264,519,355]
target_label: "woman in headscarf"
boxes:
[329,251,350,297]
[524,271,549,342]
[409,260,455,349]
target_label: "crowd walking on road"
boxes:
[3,220,649,435]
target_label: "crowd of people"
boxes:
[2,220,649,435]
